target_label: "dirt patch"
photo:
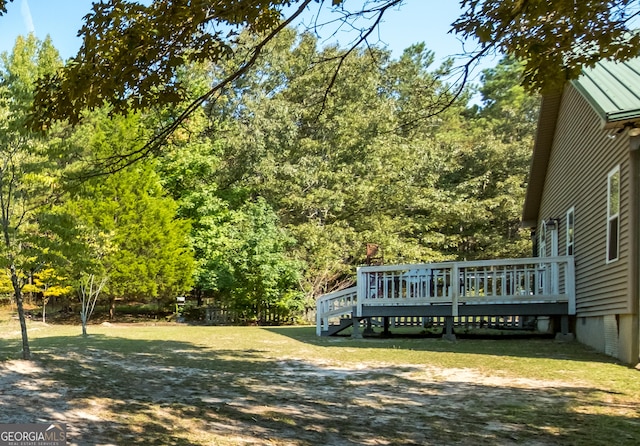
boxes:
[2,322,637,445]
[0,349,592,445]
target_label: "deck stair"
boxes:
[316,256,576,338]
[321,317,354,336]
[316,287,357,336]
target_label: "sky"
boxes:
[0,0,494,77]
[0,0,96,59]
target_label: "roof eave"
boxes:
[603,110,640,130]
[522,90,564,227]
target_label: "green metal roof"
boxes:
[572,57,640,127]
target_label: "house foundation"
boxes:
[576,314,639,365]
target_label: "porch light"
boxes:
[629,127,640,137]
[545,218,559,230]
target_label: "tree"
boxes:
[138,27,541,316]
[215,198,302,323]
[158,91,305,319]
[452,0,640,93]
[30,0,322,142]
[158,139,224,298]
[0,34,62,359]
[19,0,637,148]
[189,31,468,300]
[78,274,107,336]
[476,56,540,142]
[153,27,539,308]
[426,56,538,260]
[24,268,73,323]
[62,110,195,320]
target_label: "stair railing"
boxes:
[316,286,358,335]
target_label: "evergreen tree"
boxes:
[62,110,194,319]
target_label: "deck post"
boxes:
[561,315,569,334]
[351,317,363,339]
[442,316,456,341]
[383,316,391,336]
[555,315,575,341]
[451,263,459,317]
[363,318,375,335]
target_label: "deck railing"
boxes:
[315,286,357,335]
[317,256,575,335]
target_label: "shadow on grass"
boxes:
[0,337,22,361]
[0,331,638,445]
[263,326,623,365]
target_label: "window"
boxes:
[566,207,575,255]
[539,219,547,257]
[607,166,620,263]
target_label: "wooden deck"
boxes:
[316,256,575,338]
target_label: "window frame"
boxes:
[606,166,620,263]
[566,207,575,256]
[539,219,547,258]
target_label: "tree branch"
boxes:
[69,0,315,180]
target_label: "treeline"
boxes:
[0,30,537,323]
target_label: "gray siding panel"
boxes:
[538,85,632,316]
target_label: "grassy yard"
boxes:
[1,315,639,445]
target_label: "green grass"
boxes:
[1,317,639,445]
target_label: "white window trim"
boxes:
[566,207,575,256]
[606,166,620,264]
[539,219,547,258]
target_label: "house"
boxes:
[522,58,640,365]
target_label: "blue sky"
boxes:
[0,0,97,59]
[0,0,494,84]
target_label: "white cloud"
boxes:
[21,0,35,34]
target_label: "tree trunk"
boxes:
[109,297,115,321]
[81,312,88,337]
[10,262,30,360]
[27,271,34,305]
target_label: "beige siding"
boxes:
[538,85,632,316]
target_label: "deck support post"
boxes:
[555,315,575,341]
[351,318,363,339]
[383,317,391,336]
[442,316,456,341]
[363,318,375,335]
